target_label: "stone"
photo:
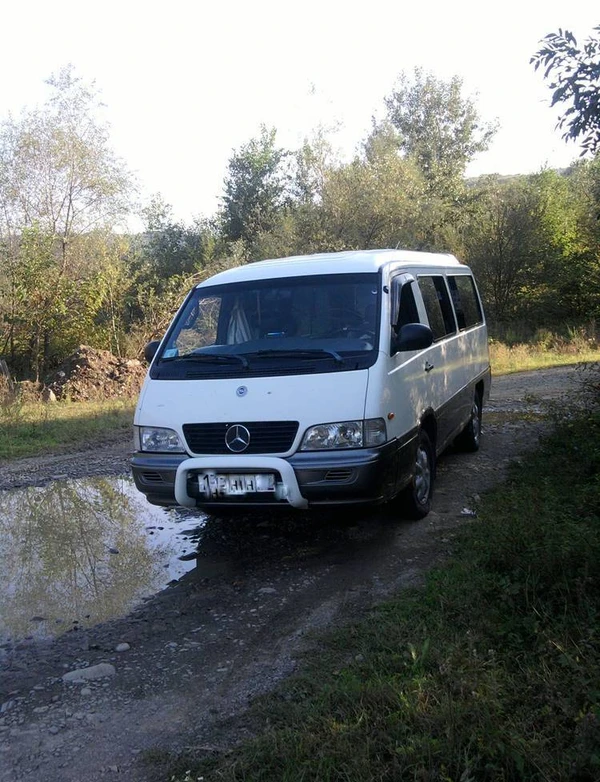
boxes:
[41,387,57,403]
[62,663,116,683]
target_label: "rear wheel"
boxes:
[401,430,435,519]
[456,391,482,452]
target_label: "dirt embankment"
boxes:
[1,346,146,406]
[0,366,583,782]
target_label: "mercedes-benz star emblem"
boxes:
[225,424,251,453]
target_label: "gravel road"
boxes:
[0,365,584,782]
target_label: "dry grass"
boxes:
[490,326,600,374]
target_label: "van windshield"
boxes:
[153,273,380,378]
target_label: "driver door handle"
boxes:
[424,361,434,373]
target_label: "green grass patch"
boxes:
[489,324,600,375]
[0,398,135,459]
[169,412,600,782]
[490,342,600,375]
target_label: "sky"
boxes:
[1,0,598,225]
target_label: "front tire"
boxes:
[401,430,435,519]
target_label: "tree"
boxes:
[463,176,549,324]
[384,68,497,195]
[316,144,426,251]
[220,126,291,247]
[0,65,134,258]
[0,66,135,376]
[140,194,211,278]
[463,169,595,327]
[531,26,600,155]
[292,127,338,205]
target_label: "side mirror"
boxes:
[144,340,161,363]
[392,323,433,353]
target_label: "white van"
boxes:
[132,250,490,518]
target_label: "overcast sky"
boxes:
[2,1,598,223]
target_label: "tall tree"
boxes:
[384,68,497,195]
[0,66,135,375]
[531,25,600,155]
[220,126,290,247]
[463,169,595,327]
[463,176,547,324]
[0,65,133,260]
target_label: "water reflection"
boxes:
[0,478,204,644]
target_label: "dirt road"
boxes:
[0,366,582,782]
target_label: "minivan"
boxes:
[132,249,490,518]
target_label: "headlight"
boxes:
[300,419,386,451]
[135,426,186,453]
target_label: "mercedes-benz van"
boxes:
[131,249,490,518]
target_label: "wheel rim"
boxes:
[471,399,481,445]
[414,444,431,505]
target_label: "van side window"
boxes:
[447,275,483,329]
[417,276,456,340]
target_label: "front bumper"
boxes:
[131,437,412,509]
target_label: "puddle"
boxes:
[0,477,206,645]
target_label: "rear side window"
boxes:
[447,275,483,330]
[418,276,456,340]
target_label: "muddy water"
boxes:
[0,477,205,644]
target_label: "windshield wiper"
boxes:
[250,348,344,364]
[161,352,249,368]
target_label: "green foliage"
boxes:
[141,194,215,277]
[532,25,600,155]
[463,167,600,325]
[384,67,497,195]
[221,126,291,246]
[0,67,136,376]
[0,65,133,240]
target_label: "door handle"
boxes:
[424,361,434,373]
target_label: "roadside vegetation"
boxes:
[0,397,134,460]
[164,375,600,782]
[489,324,600,374]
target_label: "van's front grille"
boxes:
[182,421,299,454]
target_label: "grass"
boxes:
[490,324,600,375]
[164,404,600,781]
[490,341,600,375]
[0,396,135,460]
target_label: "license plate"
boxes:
[197,472,276,497]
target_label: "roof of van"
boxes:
[197,249,464,288]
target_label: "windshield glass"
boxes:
[154,273,380,377]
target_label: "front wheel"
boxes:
[400,430,435,519]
